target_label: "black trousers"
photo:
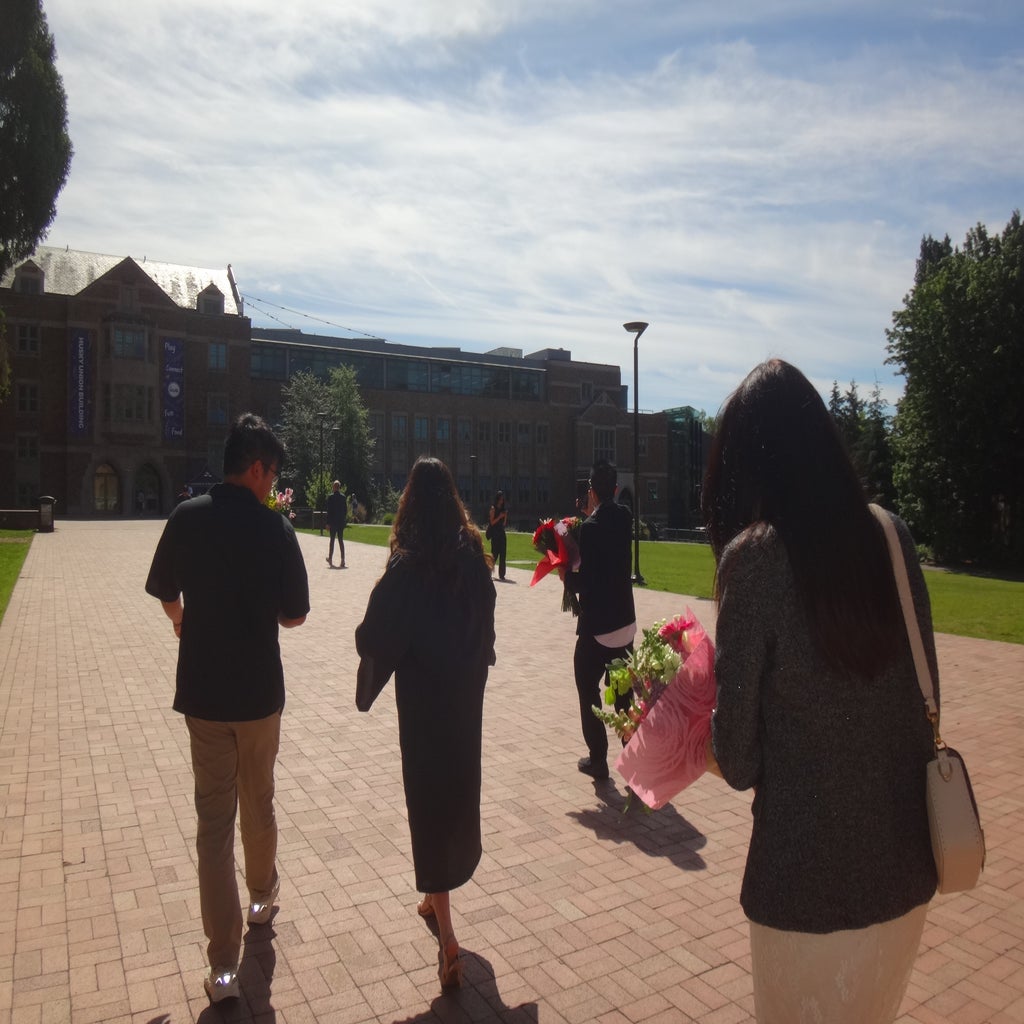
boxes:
[573,632,633,763]
[490,530,507,579]
[328,526,345,564]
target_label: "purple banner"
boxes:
[68,329,91,437]
[162,338,185,442]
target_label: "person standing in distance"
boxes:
[145,413,310,1004]
[326,479,348,568]
[488,490,509,581]
[563,460,636,780]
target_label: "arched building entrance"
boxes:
[134,464,162,514]
[94,464,120,514]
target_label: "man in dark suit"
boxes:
[564,460,636,779]
[326,480,347,568]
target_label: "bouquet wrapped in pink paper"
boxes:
[594,610,716,810]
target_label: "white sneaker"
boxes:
[204,966,239,1003]
[247,881,280,925]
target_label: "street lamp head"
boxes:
[623,321,648,338]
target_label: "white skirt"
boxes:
[749,903,928,1024]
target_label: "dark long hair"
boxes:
[390,457,489,586]
[702,359,901,676]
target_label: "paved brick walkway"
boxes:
[1,521,1022,1024]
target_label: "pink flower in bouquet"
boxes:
[658,613,698,654]
[266,486,297,520]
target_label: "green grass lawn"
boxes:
[339,525,1024,644]
[0,530,33,626]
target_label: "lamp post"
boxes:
[317,410,329,536]
[623,321,648,586]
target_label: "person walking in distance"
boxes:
[563,460,636,780]
[326,479,348,568]
[145,413,310,1004]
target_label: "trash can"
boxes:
[38,495,56,532]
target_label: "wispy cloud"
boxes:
[41,0,1023,414]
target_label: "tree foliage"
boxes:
[828,379,894,508]
[0,0,73,280]
[886,211,1024,566]
[279,367,374,509]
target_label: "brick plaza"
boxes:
[1,521,1022,1023]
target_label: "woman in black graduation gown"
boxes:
[355,456,496,989]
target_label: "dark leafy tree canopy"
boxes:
[0,0,73,280]
[886,211,1024,566]
[279,366,374,509]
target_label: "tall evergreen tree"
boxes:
[886,211,1024,566]
[0,0,73,401]
[0,0,73,279]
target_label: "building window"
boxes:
[113,326,147,360]
[250,343,287,380]
[17,324,40,355]
[369,412,385,440]
[392,413,408,441]
[208,393,229,426]
[536,423,549,446]
[114,384,151,423]
[594,428,615,464]
[457,418,472,443]
[16,383,39,414]
[477,421,491,443]
[536,477,550,504]
[511,369,543,401]
[639,436,648,457]
[198,287,225,315]
[477,475,492,505]
[16,480,38,508]
[208,341,227,371]
[388,359,429,392]
[457,475,471,503]
[497,422,511,445]
[581,381,593,403]
[14,264,42,294]
[414,415,429,442]
[517,477,531,504]
[647,480,659,501]
[517,423,531,445]
[436,417,451,442]
[16,434,39,460]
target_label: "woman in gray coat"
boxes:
[704,360,937,1023]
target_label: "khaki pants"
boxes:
[186,712,281,969]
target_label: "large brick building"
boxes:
[2,247,706,528]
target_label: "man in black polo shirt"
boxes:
[146,414,309,1003]
[564,460,637,780]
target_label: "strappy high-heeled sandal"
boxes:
[439,938,462,989]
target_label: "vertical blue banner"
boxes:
[163,338,185,441]
[68,328,91,437]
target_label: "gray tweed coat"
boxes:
[711,511,938,933]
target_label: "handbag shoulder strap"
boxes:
[868,504,939,723]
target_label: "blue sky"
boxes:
[40,0,1023,416]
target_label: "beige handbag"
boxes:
[871,505,985,894]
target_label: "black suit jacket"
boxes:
[566,500,636,637]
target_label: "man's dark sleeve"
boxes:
[280,524,311,619]
[145,514,181,602]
